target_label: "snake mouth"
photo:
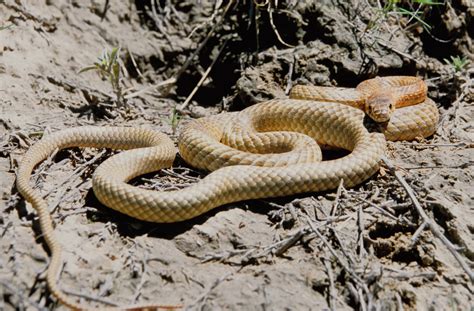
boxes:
[365,103,391,122]
[369,111,391,123]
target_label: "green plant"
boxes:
[368,0,444,31]
[168,107,181,135]
[0,24,13,30]
[444,55,469,72]
[79,47,125,106]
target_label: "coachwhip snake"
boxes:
[16,76,439,310]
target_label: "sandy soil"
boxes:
[1,1,473,310]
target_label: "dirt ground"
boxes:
[1,1,473,310]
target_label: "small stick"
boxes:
[307,217,374,309]
[63,289,118,306]
[267,2,294,48]
[287,203,299,223]
[273,227,307,256]
[58,207,95,221]
[384,267,437,280]
[49,179,84,214]
[347,282,359,305]
[355,197,415,226]
[124,77,176,100]
[200,249,249,263]
[47,150,107,213]
[150,0,172,43]
[375,40,421,64]
[410,221,428,245]
[450,78,471,135]
[174,0,234,81]
[358,287,368,311]
[1,220,13,237]
[307,218,361,284]
[0,280,49,311]
[100,0,109,20]
[396,292,404,311]
[399,142,472,148]
[284,56,295,95]
[357,206,365,259]
[161,168,200,181]
[264,200,299,223]
[132,259,147,303]
[382,157,474,283]
[330,179,344,217]
[127,47,144,79]
[178,39,229,112]
[402,162,473,170]
[189,271,234,308]
[323,258,336,311]
[329,227,355,266]
[252,227,310,260]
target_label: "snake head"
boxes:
[365,92,396,123]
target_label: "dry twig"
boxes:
[0,280,49,311]
[187,271,234,308]
[323,258,337,310]
[307,217,373,310]
[381,157,474,283]
[178,39,229,112]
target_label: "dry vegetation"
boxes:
[0,0,473,310]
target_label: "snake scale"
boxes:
[16,76,439,310]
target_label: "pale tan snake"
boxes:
[15,76,439,310]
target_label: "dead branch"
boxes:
[307,217,373,310]
[382,157,474,283]
[0,280,49,311]
[323,258,337,310]
[284,55,295,95]
[188,271,234,308]
[178,39,229,112]
[125,1,235,101]
[63,289,117,306]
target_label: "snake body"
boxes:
[16,76,438,310]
